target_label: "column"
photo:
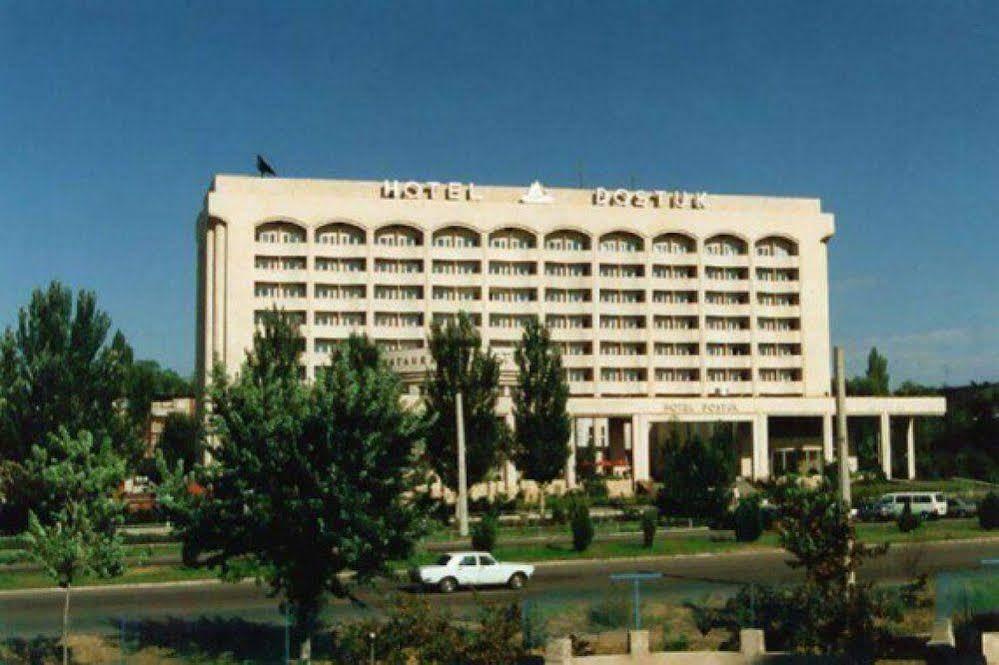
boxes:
[879,412,892,479]
[565,418,577,489]
[906,416,916,480]
[752,415,769,481]
[822,414,834,463]
[632,415,650,483]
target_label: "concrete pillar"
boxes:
[740,629,766,660]
[623,421,633,450]
[906,416,916,480]
[565,418,577,489]
[504,413,518,494]
[753,415,769,481]
[822,413,834,463]
[632,415,650,482]
[879,412,892,479]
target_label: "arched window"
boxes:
[255,221,306,244]
[599,231,644,253]
[704,234,747,256]
[544,229,591,251]
[755,236,798,257]
[489,227,537,249]
[316,222,365,245]
[432,225,481,248]
[652,233,696,255]
[375,224,424,247]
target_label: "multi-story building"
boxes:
[196,175,944,487]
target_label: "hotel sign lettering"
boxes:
[593,188,708,209]
[381,180,482,201]
[662,402,739,415]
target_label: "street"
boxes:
[2,538,996,638]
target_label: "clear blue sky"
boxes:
[1,1,996,386]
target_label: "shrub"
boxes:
[980,492,999,530]
[583,478,608,503]
[521,601,548,650]
[588,596,630,629]
[641,509,657,548]
[733,496,764,543]
[548,494,568,524]
[471,513,498,552]
[570,501,594,552]
[896,502,920,533]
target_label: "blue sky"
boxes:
[1,1,996,385]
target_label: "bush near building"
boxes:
[571,501,594,552]
[980,491,999,530]
[733,496,764,542]
[471,513,498,552]
[896,503,921,533]
[641,509,657,548]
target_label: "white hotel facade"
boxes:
[196,175,944,487]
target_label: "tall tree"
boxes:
[655,425,737,524]
[0,282,138,530]
[511,317,571,515]
[21,429,127,665]
[124,359,194,427]
[157,412,202,473]
[423,312,504,491]
[158,320,428,663]
[846,347,891,472]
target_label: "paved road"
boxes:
[2,539,996,638]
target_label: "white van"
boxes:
[875,492,947,519]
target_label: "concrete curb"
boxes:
[1,535,995,598]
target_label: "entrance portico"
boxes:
[564,395,945,486]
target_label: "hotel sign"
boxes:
[662,401,739,415]
[593,188,708,209]
[381,180,482,201]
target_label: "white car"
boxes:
[411,551,535,593]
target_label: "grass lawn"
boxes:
[0,519,991,592]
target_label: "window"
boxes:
[478,555,496,566]
[460,556,477,567]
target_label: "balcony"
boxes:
[598,355,649,369]
[650,328,700,343]
[598,301,647,316]
[701,279,750,292]
[651,355,700,369]
[757,381,804,396]
[597,327,648,343]
[599,381,649,396]
[702,253,750,268]
[428,245,482,261]
[704,355,753,369]
[598,276,647,290]
[649,302,698,316]
[368,326,425,342]
[485,273,538,289]
[567,381,596,395]
[372,244,425,260]
[486,299,538,314]
[705,381,753,397]
[547,327,596,342]
[704,329,752,343]
[758,355,803,369]
[755,304,801,318]
[756,329,802,344]
[652,381,702,396]
[372,271,425,285]
[312,243,368,259]
[703,303,751,316]
[432,299,482,314]
[754,254,800,269]
[543,300,593,315]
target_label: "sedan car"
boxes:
[411,551,535,593]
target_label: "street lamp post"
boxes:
[834,346,855,588]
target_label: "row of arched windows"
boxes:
[254,221,799,256]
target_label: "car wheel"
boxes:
[508,573,527,590]
[438,577,457,594]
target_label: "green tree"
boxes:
[0,282,137,530]
[159,318,427,663]
[511,317,571,518]
[423,312,504,491]
[655,425,737,524]
[157,412,201,472]
[21,429,127,665]
[124,359,193,427]
[846,347,891,471]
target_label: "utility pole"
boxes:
[834,346,855,588]
[456,390,469,537]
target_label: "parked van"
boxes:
[875,492,947,519]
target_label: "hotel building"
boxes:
[196,175,944,487]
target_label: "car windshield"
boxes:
[435,555,451,566]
